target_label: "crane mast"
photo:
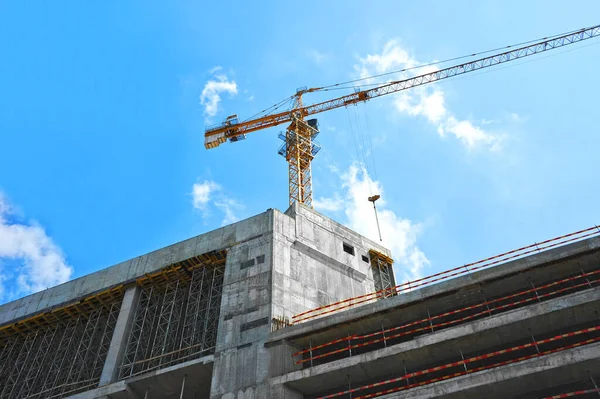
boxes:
[204,25,600,208]
[283,90,318,206]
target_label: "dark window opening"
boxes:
[361,255,369,263]
[241,259,256,269]
[343,243,355,256]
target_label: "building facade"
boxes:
[0,203,599,398]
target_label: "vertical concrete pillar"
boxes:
[99,285,140,386]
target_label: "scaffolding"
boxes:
[294,266,600,368]
[313,323,600,399]
[369,249,395,299]
[293,225,600,324]
[0,297,122,399]
[0,250,227,398]
[119,258,225,379]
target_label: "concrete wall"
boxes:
[270,235,600,346]
[0,212,272,326]
[209,210,275,398]
[263,234,600,399]
[209,203,392,398]
[273,202,390,319]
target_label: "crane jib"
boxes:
[202,24,600,207]
[204,24,599,147]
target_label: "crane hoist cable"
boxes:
[363,103,378,182]
[204,24,600,209]
[346,107,363,167]
[368,195,383,242]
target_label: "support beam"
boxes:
[99,286,141,386]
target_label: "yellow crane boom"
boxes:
[204,25,600,207]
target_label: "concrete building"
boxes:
[0,203,599,399]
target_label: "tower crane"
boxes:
[204,25,600,208]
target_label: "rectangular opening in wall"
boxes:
[241,258,255,269]
[343,242,355,256]
[361,255,369,263]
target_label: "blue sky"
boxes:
[1,1,599,303]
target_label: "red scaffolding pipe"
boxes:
[542,388,600,398]
[317,325,600,399]
[294,269,600,364]
[293,226,600,324]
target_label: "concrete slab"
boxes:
[272,288,600,394]
[376,342,600,399]
[69,355,214,399]
[268,236,600,345]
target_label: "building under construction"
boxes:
[0,203,600,398]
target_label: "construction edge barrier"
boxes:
[292,225,600,324]
[543,388,600,398]
[316,324,600,399]
[294,268,600,364]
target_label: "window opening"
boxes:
[343,243,355,256]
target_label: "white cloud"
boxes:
[441,116,499,150]
[308,50,328,65]
[509,112,525,123]
[394,89,447,124]
[356,40,419,78]
[313,196,344,212]
[214,198,243,226]
[191,180,244,226]
[200,68,238,118]
[192,180,220,212]
[318,165,429,282]
[356,40,500,150]
[0,193,73,301]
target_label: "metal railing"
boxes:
[292,225,600,324]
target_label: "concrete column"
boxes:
[99,286,141,386]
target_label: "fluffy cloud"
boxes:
[200,67,238,118]
[192,180,220,212]
[192,180,243,226]
[214,198,243,226]
[312,196,344,212]
[356,40,419,76]
[314,165,429,282]
[356,40,500,150]
[0,193,73,302]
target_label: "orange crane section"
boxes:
[204,26,600,208]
